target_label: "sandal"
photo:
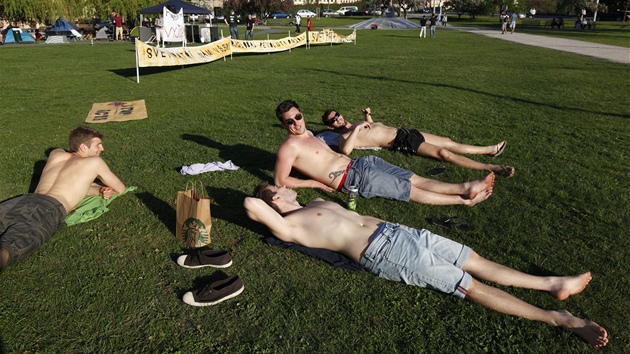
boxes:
[496,165,515,178]
[426,167,450,176]
[490,141,507,157]
[428,217,476,232]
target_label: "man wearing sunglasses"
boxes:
[322,108,514,178]
[274,100,495,206]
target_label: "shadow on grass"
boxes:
[181,134,276,182]
[28,148,57,193]
[135,191,176,235]
[308,68,630,119]
[204,186,270,235]
[110,63,209,81]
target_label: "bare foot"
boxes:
[466,172,495,200]
[467,188,493,207]
[550,272,592,301]
[556,310,608,347]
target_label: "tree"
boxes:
[445,0,495,17]
[223,0,293,16]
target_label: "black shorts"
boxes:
[391,128,425,155]
[0,194,66,266]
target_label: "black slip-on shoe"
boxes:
[177,249,233,269]
[183,275,244,306]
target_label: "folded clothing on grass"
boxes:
[65,186,137,226]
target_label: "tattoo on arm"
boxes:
[328,170,344,181]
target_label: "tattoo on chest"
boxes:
[328,170,344,181]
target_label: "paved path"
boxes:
[448,26,629,64]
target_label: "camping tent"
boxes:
[1,26,36,44]
[139,0,211,15]
[47,18,76,35]
[95,26,111,40]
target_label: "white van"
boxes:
[337,6,358,15]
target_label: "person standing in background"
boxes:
[224,10,240,39]
[112,12,124,41]
[245,14,255,40]
[294,14,301,34]
[429,14,438,38]
[154,14,164,47]
[419,15,427,38]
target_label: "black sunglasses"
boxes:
[284,113,303,126]
[325,112,341,126]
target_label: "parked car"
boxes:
[345,9,368,16]
[518,13,526,18]
[366,8,382,16]
[295,9,317,18]
[337,6,358,15]
[320,9,338,17]
[269,12,291,19]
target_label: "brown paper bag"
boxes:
[176,181,212,248]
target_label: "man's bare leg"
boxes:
[417,143,514,177]
[466,279,608,347]
[410,172,495,200]
[409,186,492,206]
[422,133,505,156]
[463,251,592,300]
[0,247,9,271]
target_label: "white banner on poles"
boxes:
[163,7,185,43]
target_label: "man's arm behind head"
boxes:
[244,197,291,242]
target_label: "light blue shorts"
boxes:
[360,222,473,299]
[342,155,413,201]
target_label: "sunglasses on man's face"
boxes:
[326,112,341,126]
[284,113,303,126]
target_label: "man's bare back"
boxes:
[34,147,125,213]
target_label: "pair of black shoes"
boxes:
[177,249,244,307]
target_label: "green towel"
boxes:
[65,186,137,226]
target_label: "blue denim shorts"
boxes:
[343,155,413,201]
[360,222,473,299]
[0,194,67,266]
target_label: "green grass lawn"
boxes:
[0,27,629,353]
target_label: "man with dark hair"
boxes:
[224,10,240,39]
[322,107,514,177]
[419,15,427,38]
[245,184,608,348]
[274,100,495,207]
[0,126,126,271]
[112,12,124,41]
[429,14,438,38]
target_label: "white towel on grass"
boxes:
[180,160,240,175]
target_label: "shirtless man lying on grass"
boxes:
[245,184,608,348]
[322,107,515,177]
[0,126,126,271]
[275,100,495,207]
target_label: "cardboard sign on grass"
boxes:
[85,100,148,123]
